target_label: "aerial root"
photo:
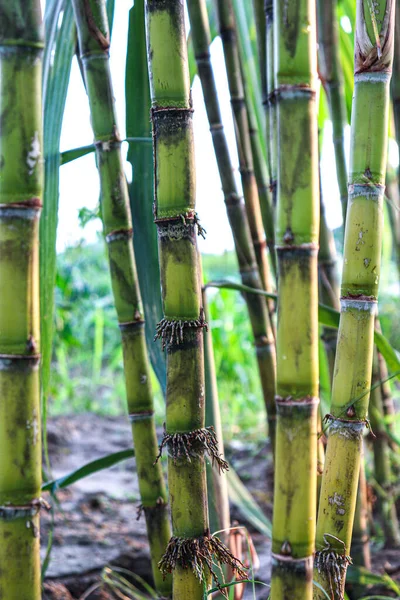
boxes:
[136,497,166,521]
[158,533,247,586]
[155,426,229,473]
[315,534,352,599]
[156,210,206,240]
[154,310,208,350]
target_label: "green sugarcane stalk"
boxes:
[319,182,340,382]
[0,3,44,598]
[351,450,371,569]
[233,0,276,277]
[391,0,400,286]
[265,0,278,209]
[71,1,171,595]
[214,0,275,301]
[203,290,230,537]
[270,0,320,597]
[145,2,245,598]
[370,341,400,547]
[314,2,395,597]
[186,0,277,452]
[317,0,349,225]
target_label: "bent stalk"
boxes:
[317,0,349,225]
[145,2,245,598]
[186,0,277,452]
[215,0,274,300]
[314,2,395,597]
[0,2,43,597]
[270,0,320,597]
[71,1,171,595]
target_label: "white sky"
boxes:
[57,0,347,254]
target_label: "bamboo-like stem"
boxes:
[370,340,400,547]
[314,2,395,597]
[71,1,171,595]
[186,0,277,451]
[265,0,277,208]
[214,0,274,299]
[351,450,371,569]
[391,0,400,286]
[270,0,320,597]
[234,1,276,277]
[317,0,349,225]
[203,290,230,537]
[319,184,340,382]
[145,2,244,598]
[0,3,43,597]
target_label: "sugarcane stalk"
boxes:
[214,0,274,300]
[319,179,340,382]
[0,2,43,597]
[370,339,400,547]
[314,2,395,597]
[203,290,230,537]
[71,1,171,595]
[317,0,349,225]
[265,0,277,209]
[351,450,371,569]
[270,0,320,597]
[391,0,400,286]
[186,0,277,452]
[145,2,245,598]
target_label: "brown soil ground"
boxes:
[41,415,400,600]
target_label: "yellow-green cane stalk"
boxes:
[145,2,245,598]
[314,2,395,597]
[0,2,44,597]
[319,185,340,382]
[270,0,320,597]
[265,0,278,209]
[71,1,171,595]
[317,0,349,225]
[214,0,274,299]
[186,0,277,452]
[351,451,371,569]
[391,0,400,286]
[370,341,400,548]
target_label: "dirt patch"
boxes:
[41,414,399,600]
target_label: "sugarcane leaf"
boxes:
[347,565,400,594]
[312,582,331,600]
[126,2,166,393]
[42,449,135,494]
[226,468,272,537]
[60,144,95,165]
[205,280,400,380]
[60,138,152,165]
[207,580,270,596]
[41,0,76,473]
[106,0,115,34]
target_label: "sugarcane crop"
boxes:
[215,0,275,299]
[71,0,172,594]
[0,2,44,598]
[145,2,245,598]
[186,0,277,454]
[270,0,320,597]
[317,0,349,225]
[314,1,395,597]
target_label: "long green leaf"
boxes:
[125,3,166,393]
[41,0,76,472]
[347,565,400,594]
[42,449,135,493]
[205,280,400,379]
